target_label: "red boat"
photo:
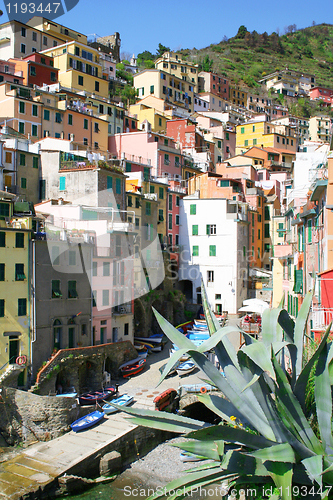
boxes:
[121,358,146,378]
[154,388,178,411]
[78,387,116,406]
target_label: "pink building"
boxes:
[108,131,183,179]
[309,86,333,107]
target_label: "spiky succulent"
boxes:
[113,281,333,500]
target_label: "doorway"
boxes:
[9,337,19,364]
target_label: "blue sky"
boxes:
[0,0,331,56]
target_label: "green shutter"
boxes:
[192,225,198,236]
[209,245,216,256]
[190,204,196,215]
[107,176,113,190]
[264,224,270,238]
[192,245,199,256]
[294,269,303,294]
[116,178,121,194]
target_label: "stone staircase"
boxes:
[0,363,24,386]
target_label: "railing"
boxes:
[108,221,134,233]
[311,308,333,331]
[113,304,132,315]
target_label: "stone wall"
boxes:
[0,387,88,445]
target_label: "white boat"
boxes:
[102,394,134,414]
[176,361,196,376]
[169,348,190,361]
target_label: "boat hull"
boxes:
[71,411,105,432]
[121,358,146,378]
[78,389,115,406]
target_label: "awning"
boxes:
[310,180,327,202]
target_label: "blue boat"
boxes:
[102,394,134,414]
[70,410,105,432]
[186,332,210,340]
[176,361,196,376]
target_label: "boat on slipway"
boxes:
[102,394,134,414]
[176,361,196,377]
[70,410,105,432]
[121,358,146,378]
[78,388,115,406]
[154,388,178,411]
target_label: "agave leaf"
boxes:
[294,291,313,379]
[242,331,258,345]
[272,351,324,455]
[184,462,223,473]
[197,393,251,427]
[241,374,260,392]
[171,440,221,461]
[186,424,277,449]
[221,449,270,477]
[126,416,202,434]
[197,325,242,354]
[302,455,323,487]
[262,307,283,347]
[278,309,295,344]
[152,307,197,350]
[294,323,332,411]
[242,342,275,378]
[265,461,293,500]
[201,278,240,370]
[248,443,296,463]
[315,341,333,453]
[157,347,190,387]
[189,350,275,440]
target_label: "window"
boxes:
[150,85,154,94]
[0,232,5,247]
[52,280,62,298]
[159,187,164,199]
[32,104,38,117]
[92,261,97,276]
[209,245,216,256]
[146,202,151,216]
[164,154,169,165]
[158,209,164,222]
[206,224,216,235]
[168,214,172,230]
[30,66,36,77]
[21,178,27,189]
[253,139,257,145]
[19,101,25,114]
[103,262,110,276]
[69,250,76,266]
[218,140,222,149]
[95,81,99,92]
[68,114,73,125]
[92,290,97,307]
[50,72,56,82]
[20,44,26,54]
[264,243,270,253]
[59,176,66,191]
[207,270,214,282]
[78,75,84,86]
[21,27,26,37]
[176,215,180,225]
[16,232,24,248]
[190,204,196,215]
[43,36,48,46]
[244,140,248,147]
[192,245,199,256]
[19,153,26,166]
[116,178,121,194]
[264,206,270,220]
[258,229,261,239]
[124,323,129,336]
[5,152,12,163]
[52,245,60,265]
[68,281,78,298]
[41,57,46,65]
[102,290,109,306]
[32,32,37,41]
[15,263,25,281]
[176,196,180,207]
[94,122,99,133]
[18,298,27,316]
[44,109,50,121]
[55,112,62,123]
[168,194,172,210]
[32,125,37,137]
[241,127,245,134]
[107,176,113,190]
[192,225,198,236]
[264,224,270,238]
[0,263,4,281]
[0,300,4,318]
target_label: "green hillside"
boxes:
[178,24,333,91]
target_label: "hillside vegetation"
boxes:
[178,24,333,90]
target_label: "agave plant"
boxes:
[113,281,333,500]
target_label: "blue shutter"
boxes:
[59,176,66,191]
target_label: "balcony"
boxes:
[107,221,134,233]
[113,304,132,315]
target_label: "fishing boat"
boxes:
[176,361,196,376]
[70,410,105,432]
[178,383,218,396]
[134,336,163,345]
[56,391,77,398]
[78,388,115,406]
[102,394,134,414]
[159,360,181,377]
[153,388,178,411]
[121,358,146,378]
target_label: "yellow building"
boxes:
[129,102,168,133]
[0,194,32,383]
[41,41,109,99]
[134,69,195,113]
[236,120,297,156]
[155,52,199,90]
[27,17,87,45]
[229,86,248,107]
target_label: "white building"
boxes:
[179,194,249,315]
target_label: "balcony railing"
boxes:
[113,304,132,315]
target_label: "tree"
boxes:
[200,55,213,72]
[236,25,248,39]
[137,50,155,67]
[156,43,170,58]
